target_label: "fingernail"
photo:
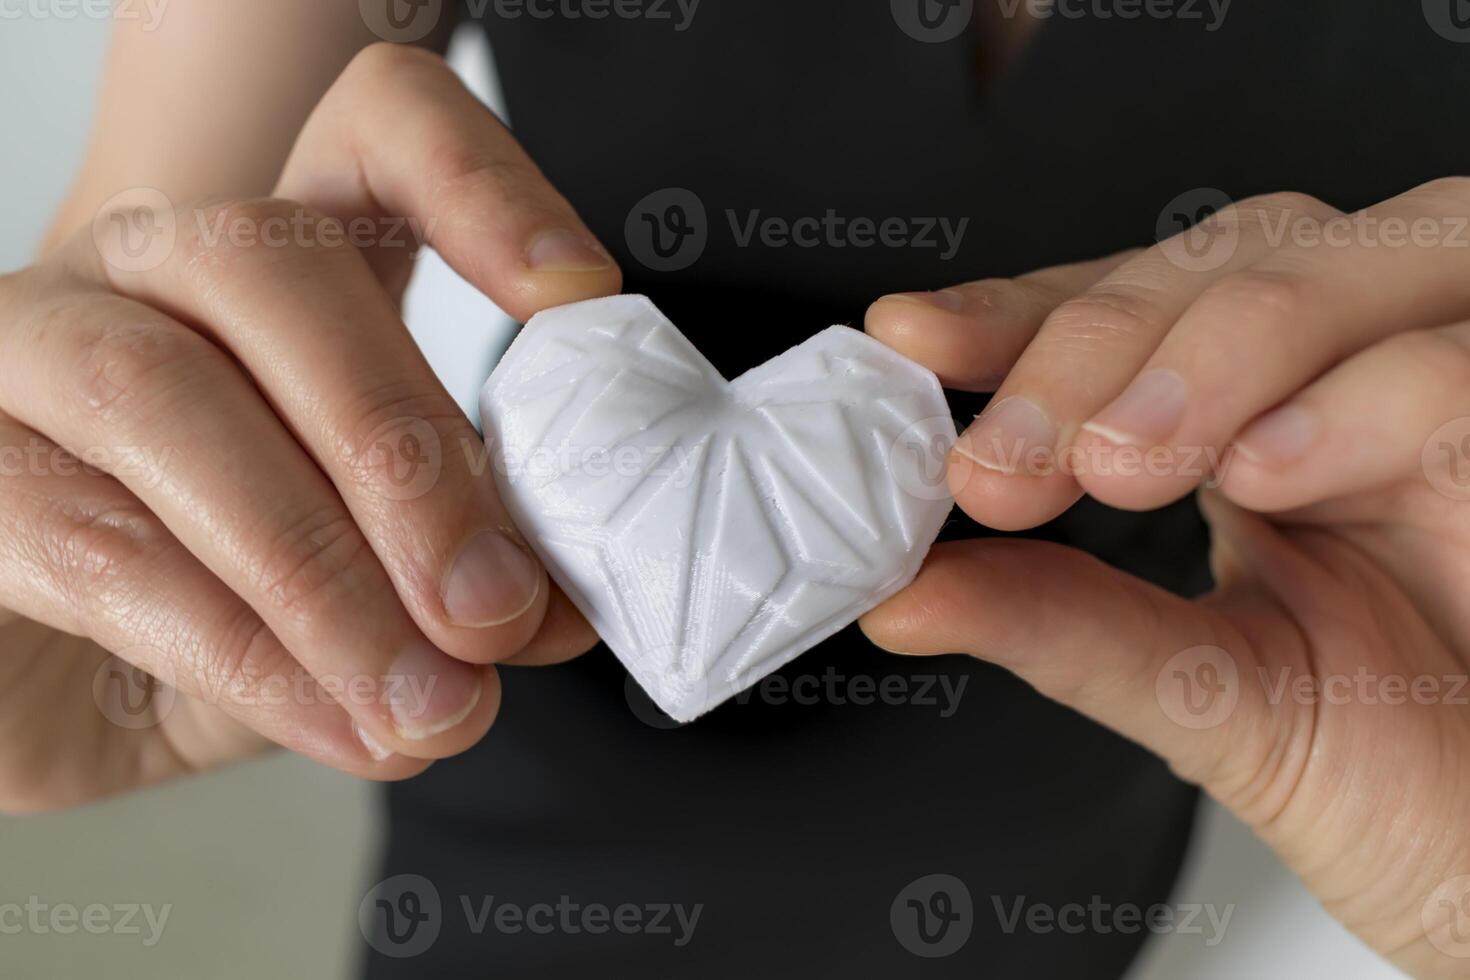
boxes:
[385,640,483,740]
[1083,368,1189,446]
[526,229,611,271]
[353,721,393,762]
[953,396,1056,476]
[1233,404,1315,466]
[442,529,542,628]
[885,290,966,313]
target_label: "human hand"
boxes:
[0,44,612,811]
[863,184,1470,977]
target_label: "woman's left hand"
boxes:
[862,181,1470,979]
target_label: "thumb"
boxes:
[276,44,620,318]
[860,536,1291,792]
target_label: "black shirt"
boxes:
[361,3,1464,976]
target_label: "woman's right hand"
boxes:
[0,43,618,812]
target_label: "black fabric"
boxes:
[362,3,1465,976]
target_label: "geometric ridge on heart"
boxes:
[482,294,956,722]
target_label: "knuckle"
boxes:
[1399,176,1470,212]
[343,41,444,91]
[1239,190,1332,219]
[963,277,1053,315]
[1378,329,1470,393]
[1196,269,1311,332]
[1043,289,1166,351]
[1189,659,1314,821]
[196,610,297,708]
[175,197,357,294]
[185,196,293,241]
[336,382,461,496]
[48,500,170,613]
[177,196,341,271]
[69,317,214,429]
[1246,191,1328,213]
[20,284,101,348]
[252,506,378,625]
[334,45,535,216]
[427,147,540,212]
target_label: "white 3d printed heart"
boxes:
[481,295,956,722]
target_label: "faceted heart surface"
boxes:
[482,295,955,722]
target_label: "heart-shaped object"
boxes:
[482,295,956,722]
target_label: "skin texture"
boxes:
[0,9,609,808]
[0,0,1044,808]
[863,188,1470,979]
[2,4,1465,976]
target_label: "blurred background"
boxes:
[0,15,1403,980]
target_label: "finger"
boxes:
[1079,178,1470,511]
[499,585,598,667]
[859,538,1300,795]
[92,197,550,665]
[276,42,622,319]
[0,412,430,779]
[1224,322,1470,512]
[0,282,490,759]
[863,250,1137,391]
[948,194,1339,531]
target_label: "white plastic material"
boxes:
[481,295,956,722]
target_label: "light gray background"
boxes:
[0,15,1401,979]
